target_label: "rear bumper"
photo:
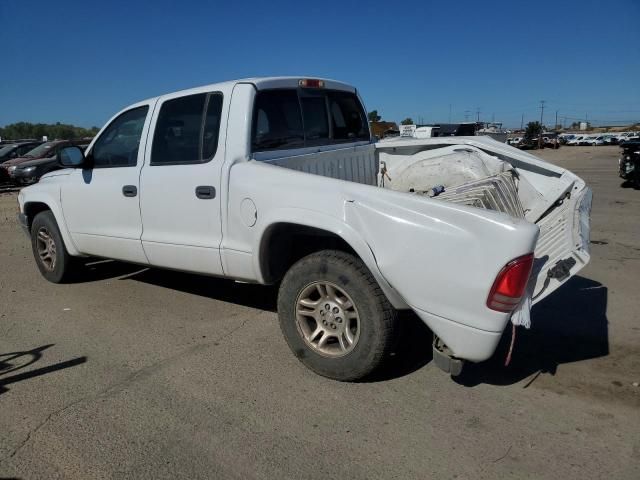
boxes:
[412,306,503,362]
[17,213,30,236]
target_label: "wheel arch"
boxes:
[23,201,51,230]
[22,197,81,256]
[254,213,408,309]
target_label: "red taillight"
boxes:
[299,78,325,88]
[487,253,534,312]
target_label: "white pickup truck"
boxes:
[17,77,592,381]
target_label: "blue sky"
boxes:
[1,0,639,129]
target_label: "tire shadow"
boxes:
[364,310,434,382]
[65,261,609,385]
[66,259,147,284]
[125,267,279,312]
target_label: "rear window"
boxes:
[251,88,369,152]
[327,90,369,141]
[300,92,329,146]
[252,90,304,152]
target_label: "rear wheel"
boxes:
[31,210,76,283]
[278,250,398,381]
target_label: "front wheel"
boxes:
[30,210,77,283]
[277,250,398,381]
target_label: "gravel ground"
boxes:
[0,145,638,479]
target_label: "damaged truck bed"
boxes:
[376,136,592,307]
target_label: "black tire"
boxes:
[30,210,76,283]
[277,250,398,381]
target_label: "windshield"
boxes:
[23,142,56,158]
[0,145,17,156]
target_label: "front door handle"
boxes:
[195,185,216,199]
[122,185,137,197]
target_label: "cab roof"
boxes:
[137,76,356,105]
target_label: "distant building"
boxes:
[369,121,399,139]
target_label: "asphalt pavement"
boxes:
[0,145,638,479]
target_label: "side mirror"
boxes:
[58,146,85,167]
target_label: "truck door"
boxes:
[138,90,226,275]
[60,103,153,263]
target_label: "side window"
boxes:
[327,91,369,142]
[151,92,223,165]
[251,90,304,152]
[202,94,223,159]
[18,145,32,155]
[92,106,149,168]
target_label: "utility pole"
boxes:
[538,100,545,149]
[464,110,470,122]
[476,107,481,123]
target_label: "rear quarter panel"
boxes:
[224,161,539,336]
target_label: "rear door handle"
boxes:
[122,185,137,197]
[195,185,216,199]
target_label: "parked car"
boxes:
[621,133,640,144]
[8,144,90,185]
[1,140,74,179]
[566,135,584,146]
[577,135,595,146]
[0,142,43,180]
[0,141,42,162]
[589,136,606,146]
[16,77,592,381]
[619,140,640,188]
[559,134,575,145]
[542,133,560,149]
[615,132,637,143]
[507,137,522,146]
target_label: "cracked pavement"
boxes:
[0,146,639,479]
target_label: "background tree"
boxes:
[0,122,100,140]
[400,117,414,125]
[525,121,542,139]
[367,110,381,122]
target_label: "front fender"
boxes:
[18,184,81,256]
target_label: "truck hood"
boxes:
[39,168,73,181]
